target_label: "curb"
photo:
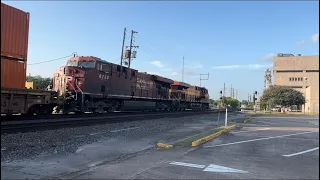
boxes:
[157,142,173,148]
[191,125,236,147]
[243,117,253,123]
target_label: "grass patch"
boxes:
[307,112,319,116]
[249,113,263,117]
[175,127,225,147]
[239,117,252,123]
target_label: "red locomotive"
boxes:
[53,55,210,113]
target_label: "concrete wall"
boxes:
[273,55,319,114]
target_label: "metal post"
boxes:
[225,107,228,127]
[217,106,220,126]
[120,28,126,67]
[182,56,184,82]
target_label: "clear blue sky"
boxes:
[4,1,319,100]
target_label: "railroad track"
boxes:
[1,109,227,122]
[1,110,226,134]
[1,111,143,122]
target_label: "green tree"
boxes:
[260,86,305,112]
[241,100,248,106]
[220,96,239,110]
[209,99,219,106]
[226,97,240,110]
[26,75,52,90]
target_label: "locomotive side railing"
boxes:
[74,80,84,111]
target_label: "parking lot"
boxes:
[73,115,319,179]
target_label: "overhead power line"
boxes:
[27,52,77,65]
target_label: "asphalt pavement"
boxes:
[72,114,319,179]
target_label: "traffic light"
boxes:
[254,91,258,100]
[219,91,222,96]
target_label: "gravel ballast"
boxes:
[1,113,230,162]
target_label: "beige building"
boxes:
[273,54,319,114]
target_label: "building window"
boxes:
[289,77,292,81]
[305,77,308,81]
[295,78,297,81]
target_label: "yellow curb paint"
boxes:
[191,125,237,147]
[157,143,173,148]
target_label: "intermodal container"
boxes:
[1,3,30,88]
[1,58,26,89]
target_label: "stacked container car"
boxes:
[1,3,60,116]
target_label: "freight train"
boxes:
[51,56,209,114]
[1,3,210,116]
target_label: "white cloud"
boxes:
[260,53,277,61]
[295,40,306,46]
[212,63,272,70]
[189,63,203,69]
[150,61,164,68]
[295,33,319,46]
[171,72,179,76]
[160,68,173,72]
[310,33,319,43]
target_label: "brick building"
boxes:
[273,54,319,114]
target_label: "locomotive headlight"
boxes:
[78,81,82,85]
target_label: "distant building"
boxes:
[264,68,272,90]
[273,54,319,113]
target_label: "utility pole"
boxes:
[223,83,226,97]
[235,89,238,100]
[233,88,235,99]
[200,73,209,87]
[128,30,138,68]
[120,28,126,67]
[182,56,184,82]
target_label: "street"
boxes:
[73,114,319,179]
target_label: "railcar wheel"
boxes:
[27,106,39,115]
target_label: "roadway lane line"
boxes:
[232,128,270,134]
[283,147,319,157]
[204,131,317,148]
[170,161,206,169]
[110,126,141,133]
[256,117,319,119]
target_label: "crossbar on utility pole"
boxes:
[200,73,209,87]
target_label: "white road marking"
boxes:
[204,131,316,148]
[110,126,141,133]
[76,148,84,153]
[90,132,104,136]
[169,161,248,173]
[232,128,270,134]
[281,137,319,141]
[170,161,206,169]
[203,164,248,173]
[283,147,319,157]
[256,117,319,119]
[242,123,270,127]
